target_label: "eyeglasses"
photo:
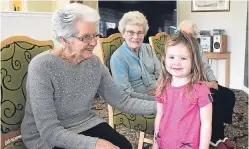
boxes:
[125,30,144,37]
[73,34,101,43]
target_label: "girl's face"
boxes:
[165,44,192,78]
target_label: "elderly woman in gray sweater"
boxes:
[20,3,156,149]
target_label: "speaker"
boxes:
[213,35,227,52]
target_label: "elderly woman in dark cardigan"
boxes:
[20,3,156,149]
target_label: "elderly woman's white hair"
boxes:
[178,20,198,36]
[118,11,149,35]
[52,3,100,42]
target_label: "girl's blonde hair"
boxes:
[156,31,207,102]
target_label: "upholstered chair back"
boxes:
[149,32,169,60]
[1,36,54,148]
[98,33,124,74]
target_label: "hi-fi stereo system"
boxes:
[198,29,227,53]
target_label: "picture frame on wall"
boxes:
[192,0,230,12]
[70,0,83,4]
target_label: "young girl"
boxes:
[153,31,212,149]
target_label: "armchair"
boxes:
[98,33,155,149]
[1,36,54,149]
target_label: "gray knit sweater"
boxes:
[198,44,217,81]
[20,51,156,149]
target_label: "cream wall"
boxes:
[0,0,55,12]
[177,0,247,89]
[1,11,54,41]
[0,1,11,11]
[52,1,98,12]
[52,0,70,12]
[27,1,55,12]
[84,1,98,9]
[0,0,98,12]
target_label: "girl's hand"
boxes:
[152,142,159,149]
[95,139,120,149]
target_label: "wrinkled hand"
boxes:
[205,81,218,90]
[95,139,120,149]
[146,88,156,96]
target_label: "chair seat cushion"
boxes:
[4,138,26,149]
[113,109,155,134]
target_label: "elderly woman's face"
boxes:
[123,24,144,50]
[69,20,98,60]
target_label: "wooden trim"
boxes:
[98,33,123,44]
[144,138,154,144]
[97,33,122,65]
[149,32,169,51]
[137,131,153,149]
[154,32,169,38]
[138,132,145,149]
[107,104,114,128]
[225,56,230,87]
[1,129,21,148]
[1,36,54,49]
[204,52,230,59]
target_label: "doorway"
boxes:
[98,1,176,43]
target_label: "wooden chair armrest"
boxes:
[1,129,21,148]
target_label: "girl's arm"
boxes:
[152,102,164,149]
[199,103,212,149]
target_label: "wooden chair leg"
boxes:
[144,137,154,144]
[108,103,154,148]
[107,104,114,128]
[138,131,145,149]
